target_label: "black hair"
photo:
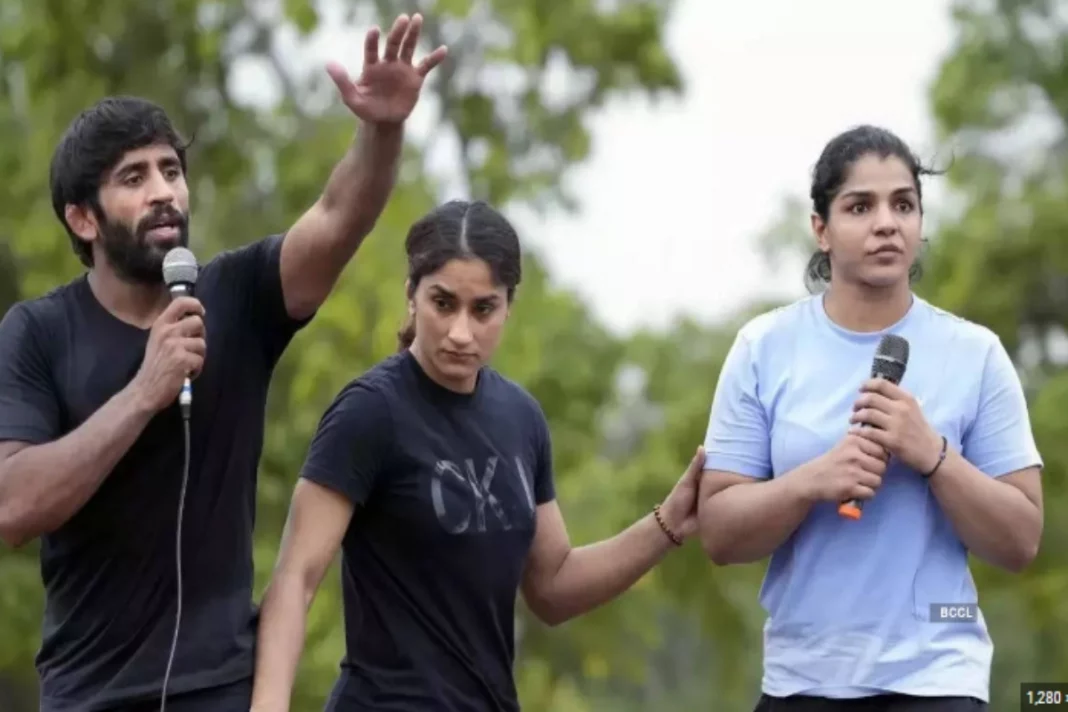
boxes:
[805,124,944,293]
[49,96,192,268]
[397,200,522,351]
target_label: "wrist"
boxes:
[784,461,820,504]
[921,433,948,479]
[121,378,157,419]
[652,504,683,547]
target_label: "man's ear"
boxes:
[65,203,99,243]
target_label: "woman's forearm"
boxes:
[250,573,314,712]
[928,448,1041,572]
[532,513,675,625]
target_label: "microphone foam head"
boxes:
[162,247,198,288]
[872,333,909,383]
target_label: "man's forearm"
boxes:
[698,468,814,565]
[320,121,403,245]
[929,449,1041,572]
[0,384,155,546]
[535,514,675,626]
[250,573,311,712]
[279,121,404,319]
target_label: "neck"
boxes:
[87,266,168,330]
[822,279,913,333]
[409,343,477,394]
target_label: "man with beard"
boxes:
[0,13,446,712]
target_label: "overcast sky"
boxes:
[284,0,956,335]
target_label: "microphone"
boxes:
[838,333,910,520]
[159,247,198,712]
[162,247,198,421]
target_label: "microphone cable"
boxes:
[160,385,193,712]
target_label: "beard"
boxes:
[98,205,189,285]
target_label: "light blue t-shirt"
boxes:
[702,293,1042,701]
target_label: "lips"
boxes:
[871,246,903,256]
[141,210,185,238]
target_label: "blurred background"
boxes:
[1,0,1066,709]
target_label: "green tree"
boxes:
[922,1,1068,707]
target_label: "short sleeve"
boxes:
[702,333,772,479]
[299,382,394,506]
[532,407,556,505]
[218,234,314,365]
[961,337,1043,478]
[0,305,62,444]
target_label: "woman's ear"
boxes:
[811,212,830,253]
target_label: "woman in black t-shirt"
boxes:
[249,200,705,712]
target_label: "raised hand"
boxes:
[325,13,448,125]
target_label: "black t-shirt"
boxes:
[0,234,308,711]
[301,350,556,712]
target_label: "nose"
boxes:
[447,313,474,347]
[146,169,177,205]
[872,201,898,236]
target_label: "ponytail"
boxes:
[397,314,416,352]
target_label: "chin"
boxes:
[436,359,480,384]
[861,267,910,289]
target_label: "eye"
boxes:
[475,303,495,316]
[433,296,451,311]
[848,202,868,215]
[895,199,915,212]
[164,166,182,180]
[124,174,143,187]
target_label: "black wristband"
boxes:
[923,435,948,479]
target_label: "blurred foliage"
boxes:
[1,0,1065,711]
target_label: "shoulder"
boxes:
[0,279,83,342]
[914,298,1003,355]
[481,368,548,428]
[332,353,410,407]
[200,233,285,274]
[732,296,817,359]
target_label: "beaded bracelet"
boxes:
[653,504,683,546]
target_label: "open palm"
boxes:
[326,13,448,125]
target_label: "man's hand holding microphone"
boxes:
[129,297,206,414]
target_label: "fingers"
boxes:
[183,349,205,380]
[398,14,421,64]
[853,468,883,492]
[852,392,895,415]
[363,26,380,66]
[416,45,448,77]
[851,432,888,460]
[172,314,205,339]
[325,61,353,96]
[160,296,204,323]
[849,408,891,430]
[849,484,877,501]
[180,337,207,359]
[686,445,707,478]
[383,14,409,62]
[855,452,887,477]
[861,378,906,400]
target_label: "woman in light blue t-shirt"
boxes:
[697,125,1043,712]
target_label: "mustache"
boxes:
[136,206,187,236]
